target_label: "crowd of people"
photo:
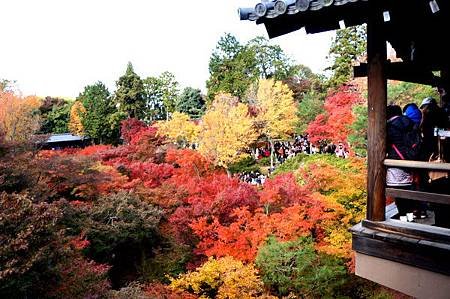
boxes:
[386,86,450,227]
[237,135,350,186]
[253,134,350,165]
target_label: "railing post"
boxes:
[367,5,387,221]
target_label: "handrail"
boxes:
[384,159,450,171]
[386,188,450,205]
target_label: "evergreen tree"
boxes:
[206,33,258,102]
[78,82,120,144]
[114,62,146,119]
[175,87,205,119]
[327,25,366,88]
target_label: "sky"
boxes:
[0,0,335,99]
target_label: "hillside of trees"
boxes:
[0,29,432,298]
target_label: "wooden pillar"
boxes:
[366,6,387,221]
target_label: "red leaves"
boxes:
[120,118,147,144]
[306,87,364,146]
[260,173,311,212]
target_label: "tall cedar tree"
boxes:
[114,62,146,120]
[327,25,366,88]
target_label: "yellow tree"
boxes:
[157,112,199,147]
[256,79,298,168]
[198,93,257,173]
[68,101,86,136]
[0,91,41,142]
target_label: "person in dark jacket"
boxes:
[386,105,419,217]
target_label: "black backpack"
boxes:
[392,124,422,160]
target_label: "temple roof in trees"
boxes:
[240,0,450,74]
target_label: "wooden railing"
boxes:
[384,159,450,206]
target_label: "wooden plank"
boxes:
[352,233,450,276]
[384,159,450,171]
[386,188,450,205]
[366,3,387,221]
[362,219,450,244]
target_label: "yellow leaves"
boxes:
[0,91,41,142]
[198,94,257,168]
[256,79,298,139]
[68,101,86,136]
[157,112,200,146]
[170,256,263,299]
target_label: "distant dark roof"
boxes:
[46,133,87,143]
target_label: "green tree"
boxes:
[327,25,366,88]
[348,103,368,157]
[296,90,325,134]
[175,87,205,119]
[206,33,258,102]
[143,76,165,122]
[39,97,72,134]
[159,71,179,120]
[256,236,348,298]
[78,82,120,144]
[247,36,298,81]
[114,62,146,119]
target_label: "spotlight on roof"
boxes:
[295,0,310,12]
[255,3,268,17]
[383,11,391,22]
[429,0,440,13]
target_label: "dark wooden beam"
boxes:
[386,188,450,206]
[366,4,387,221]
[354,62,438,86]
[352,230,450,276]
[361,219,450,244]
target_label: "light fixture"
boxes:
[430,0,440,13]
[254,3,267,17]
[383,11,391,22]
[295,0,310,12]
[339,20,346,29]
[274,0,288,14]
[324,0,334,6]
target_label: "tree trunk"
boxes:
[269,139,275,170]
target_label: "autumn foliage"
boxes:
[306,86,364,146]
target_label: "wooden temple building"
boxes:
[240,1,450,298]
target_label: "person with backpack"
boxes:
[386,105,422,218]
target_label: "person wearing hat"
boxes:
[403,103,422,128]
[419,96,447,160]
